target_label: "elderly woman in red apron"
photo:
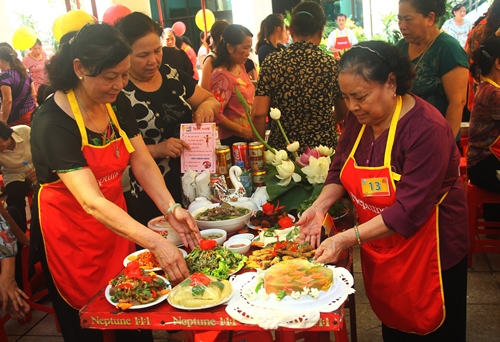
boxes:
[30,24,202,342]
[297,41,469,341]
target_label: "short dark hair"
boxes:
[452,3,466,15]
[399,0,446,23]
[337,13,347,19]
[46,23,131,92]
[115,12,163,47]
[470,35,500,78]
[213,24,253,69]
[339,41,415,95]
[0,121,14,141]
[290,1,326,37]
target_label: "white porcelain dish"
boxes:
[200,228,227,245]
[223,238,251,254]
[192,203,252,234]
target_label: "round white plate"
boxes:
[247,213,295,230]
[105,275,171,310]
[124,249,187,272]
[167,292,233,311]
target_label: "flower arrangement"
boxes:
[235,88,334,210]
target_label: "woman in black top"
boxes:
[256,14,286,66]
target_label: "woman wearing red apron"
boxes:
[467,35,500,221]
[297,41,469,341]
[30,24,201,342]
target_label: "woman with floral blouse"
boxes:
[252,1,347,152]
[210,24,255,147]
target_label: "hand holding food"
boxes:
[314,234,350,265]
[150,239,190,284]
[185,244,247,279]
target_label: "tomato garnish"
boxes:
[278,216,294,229]
[200,239,217,250]
[117,283,133,289]
[190,272,211,286]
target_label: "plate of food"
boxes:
[185,245,247,279]
[123,248,187,272]
[247,213,296,230]
[167,272,233,310]
[105,261,171,310]
[246,238,315,270]
[250,226,300,248]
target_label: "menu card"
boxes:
[180,123,217,173]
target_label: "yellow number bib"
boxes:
[361,177,390,197]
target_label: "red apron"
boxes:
[482,77,500,159]
[333,30,352,59]
[339,96,446,334]
[39,89,136,309]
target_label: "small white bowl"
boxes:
[147,216,182,246]
[223,238,251,254]
[200,228,227,245]
[228,233,254,241]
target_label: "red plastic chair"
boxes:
[467,182,500,267]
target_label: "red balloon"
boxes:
[172,21,186,36]
[102,5,131,25]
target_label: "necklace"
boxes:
[74,92,121,158]
[129,72,154,83]
[413,32,441,71]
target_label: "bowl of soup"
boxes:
[200,228,227,245]
[191,203,252,234]
[223,238,251,254]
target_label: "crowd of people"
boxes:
[0,0,499,341]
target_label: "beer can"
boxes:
[251,170,266,189]
[248,141,266,171]
[215,145,232,175]
[232,142,250,169]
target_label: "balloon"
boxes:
[172,21,186,36]
[52,14,64,42]
[12,26,37,50]
[102,5,131,25]
[60,10,95,36]
[195,9,215,31]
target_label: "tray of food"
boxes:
[246,239,315,270]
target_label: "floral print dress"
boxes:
[255,40,342,152]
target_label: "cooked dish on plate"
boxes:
[168,272,232,309]
[185,245,247,279]
[246,240,316,270]
[125,249,161,271]
[107,260,171,310]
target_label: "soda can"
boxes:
[251,170,266,189]
[248,141,266,171]
[232,142,250,169]
[215,145,232,175]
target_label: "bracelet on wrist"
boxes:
[353,223,362,245]
[164,203,182,218]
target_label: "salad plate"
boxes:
[247,214,295,230]
[167,292,233,311]
[105,275,171,310]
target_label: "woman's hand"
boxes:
[192,103,216,126]
[26,169,37,183]
[150,239,190,285]
[156,138,190,159]
[239,127,253,141]
[296,207,324,248]
[166,206,201,250]
[0,271,30,320]
[313,233,350,265]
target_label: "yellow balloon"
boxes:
[60,10,94,36]
[12,26,37,50]
[52,14,64,42]
[195,9,215,31]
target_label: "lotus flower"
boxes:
[287,141,300,153]
[270,107,281,120]
[301,156,331,185]
[296,147,321,167]
[264,150,275,165]
[315,145,334,157]
[271,150,289,166]
[276,159,302,186]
